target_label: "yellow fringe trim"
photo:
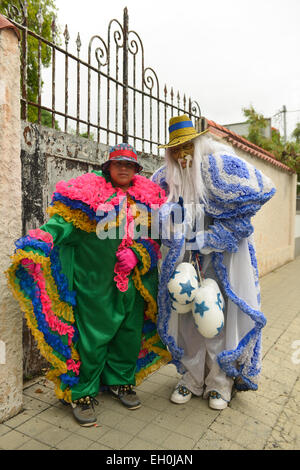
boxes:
[48,201,133,235]
[127,196,152,228]
[130,239,171,385]
[6,252,78,403]
[71,346,80,362]
[135,352,172,386]
[95,202,128,233]
[46,369,72,403]
[48,197,151,237]
[142,333,172,363]
[132,267,157,323]
[135,330,172,385]
[48,202,97,233]
[131,241,151,276]
[128,198,152,228]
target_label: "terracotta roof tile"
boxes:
[206,119,294,174]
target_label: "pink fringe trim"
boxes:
[28,229,54,249]
[21,259,76,346]
[66,359,81,375]
[113,200,135,292]
[54,173,166,211]
[138,348,149,359]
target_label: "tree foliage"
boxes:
[0,0,61,128]
[292,123,300,144]
[242,106,300,189]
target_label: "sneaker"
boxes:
[208,390,228,410]
[170,384,193,404]
[71,396,98,426]
[109,385,141,410]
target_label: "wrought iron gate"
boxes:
[3,2,202,155]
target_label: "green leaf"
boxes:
[0,0,62,128]
[242,105,300,184]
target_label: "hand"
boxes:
[116,248,138,272]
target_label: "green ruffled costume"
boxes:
[7,170,171,403]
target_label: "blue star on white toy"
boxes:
[216,322,224,335]
[169,291,177,303]
[179,280,196,297]
[194,301,209,317]
[216,293,223,311]
[170,269,181,280]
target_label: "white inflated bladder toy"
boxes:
[171,300,193,314]
[192,276,225,339]
[168,258,225,337]
[167,262,198,308]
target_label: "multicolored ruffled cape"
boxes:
[151,150,276,392]
[6,171,171,403]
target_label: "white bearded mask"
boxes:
[164,134,231,246]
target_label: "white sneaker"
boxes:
[170,385,193,404]
[208,390,228,410]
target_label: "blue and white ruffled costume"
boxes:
[151,147,276,398]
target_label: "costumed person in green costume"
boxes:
[6,143,171,427]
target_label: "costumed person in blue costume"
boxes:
[151,115,276,410]
[7,143,171,426]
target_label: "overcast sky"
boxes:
[51,0,300,141]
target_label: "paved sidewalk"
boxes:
[1,257,300,450]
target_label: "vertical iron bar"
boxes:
[87,43,91,138]
[142,65,145,153]
[64,25,70,133]
[177,91,180,116]
[164,85,167,145]
[157,80,160,152]
[122,7,129,143]
[51,16,56,129]
[133,54,136,149]
[76,33,81,135]
[107,34,111,145]
[150,88,152,154]
[115,41,119,145]
[170,87,174,117]
[188,97,192,118]
[37,7,42,124]
[21,2,28,120]
[97,59,101,143]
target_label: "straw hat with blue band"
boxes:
[159,114,209,149]
[101,143,143,174]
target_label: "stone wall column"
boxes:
[0,21,22,422]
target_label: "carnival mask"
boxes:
[169,142,194,169]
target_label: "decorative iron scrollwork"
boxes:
[5,0,27,25]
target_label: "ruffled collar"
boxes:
[54,171,166,212]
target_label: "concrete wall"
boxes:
[0,28,23,422]
[295,213,300,257]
